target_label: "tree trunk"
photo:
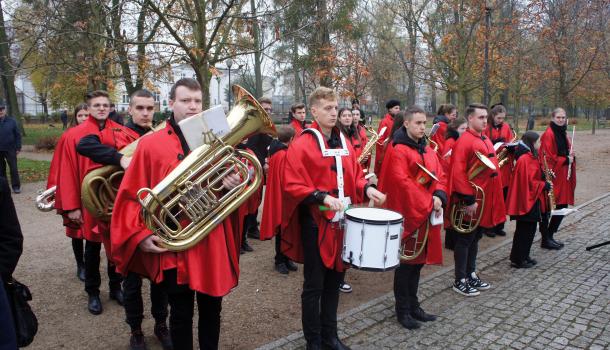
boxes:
[251,0,263,98]
[0,1,23,134]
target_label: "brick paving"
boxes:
[258,193,610,350]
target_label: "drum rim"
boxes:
[343,262,400,272]
[345,208,404,225]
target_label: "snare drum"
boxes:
[342,207,403,271]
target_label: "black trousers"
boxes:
[274,232,288,265]
[84,241,122,296]
[445,228,457,249]
[0,276,17,349]
[0,150,19,189]
[510,221,537,264]
[453,228,482,281]
[393,263,424,317]
[72,238,84,267]
[548,204,568,235]
[301,220,343,344]
[161,269,222,350]
[123,271,169,332]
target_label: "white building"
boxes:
[15,73,46,116]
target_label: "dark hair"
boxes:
[277,125,296,143]
[291,103,305,113]
[404,105,426,121]
[259,96,272,105]
[130,89,154,103]
[437,104,456,116]
[70,103,89,127]
[169,78,201,100]
[521,131,540,157]
[465,103,488,118]
[445,117,467,140]
[487,104,507,133]
[86,90,110,103]
[337,108,359,142]
[389,111,406,139]
[352,108,365,125]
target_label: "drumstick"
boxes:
[567,125,575,180]
[319,204,352,212]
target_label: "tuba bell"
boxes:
[450,152,495,234]
[35,186,56,212]
[81,122,166,221]
[137,85,277,252]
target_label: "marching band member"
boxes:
[539,108,576,249]
[260,125,297,274]
[111,79,241,350]
[289,102,308,136]
[482,104,513,237]
[47,103,89,281]
[430,104,457,152]
[77,89,171,349]
[378,106,447,330]
[507,131,549,268]
[374,100,401,174]
[281,87,386,350]
[448,103,504,297]
[59,91,133,315]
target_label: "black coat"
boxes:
[0,176,23,280]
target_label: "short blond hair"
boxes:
[308,87,336,107]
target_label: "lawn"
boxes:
[8,158,51,184]
[22,123,64,146]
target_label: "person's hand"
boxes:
[120,156,132,170]
[138,235,168,253]
[323,195,344,212]
[67,209,83,225]
[465,202,478,217]
[366,187,386,206]
[222,172,241,190]
[433,196,442,212]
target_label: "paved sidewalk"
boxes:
[259,193,610,349]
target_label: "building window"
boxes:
[153,92,160,102]
[122,94,130,104]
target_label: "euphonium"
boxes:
[137,85,277,252]
[81,121,166,221]
[450,152,496,234]
[400,163,438,261]
[35,186,56,212]
[497,128,517,168]
[542,151,556,211]
[358,125,386,164]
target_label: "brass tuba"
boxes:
[81,122,166,221]
[35,186,56,212]
[450,152,496,234]
[137,85,277,252]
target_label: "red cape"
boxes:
[228,147,261,245]
[483,123,515,189]
[506,152,548,216]
[110,122,239,296]
[540,126,576,206]
[447,129,506,229]
[374,113,394,174]
[281,122,367,271]
[260,148,287,240]
[430,121,448,153]
[378,141,446,265]
[290,118,305,137]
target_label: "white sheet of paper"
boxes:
[551,208,576,216]
[178,105,229,150]
[494,142,504,151]
[430,208,443,226]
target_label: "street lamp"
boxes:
[215,75,221,106]
[483,1,493,106]
[226,58,234,106]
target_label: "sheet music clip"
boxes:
[178,105,229,150]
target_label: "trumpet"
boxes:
[138,85,277,252]
[35,186,56,212]
[497,128,517,168]
[450,152,496,234]
[542,151,556,211]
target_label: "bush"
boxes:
[35,135,59,150]
[49,112,61,123]
[22,113,34,123]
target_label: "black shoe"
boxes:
[154,323,173,350]
[77,265,86,282]
[410,306,437,322]
[453,279,480,296]
[129,330,147,350]
[88,295,103,315]
[550,238,565,247]
[12,187,21,194]
[483,229,496,238]
[541,238,562,250]
[495,230,507,236]
[397,313,421,330]
[322,335,351,350]
[526,257,538,265]
[468,272,491,290]
[241,240,254,252]
[110,288,124,305]
[285,260,298,271]
[510,260,534,269]
[275,263,289,275]
[246,227,260,239]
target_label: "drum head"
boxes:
[345,207,403,225]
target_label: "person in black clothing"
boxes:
[108,103,124,125]
[0,104,22,193]
[0,175,23,349]
[60,109,68,129]
[77,90,171,350]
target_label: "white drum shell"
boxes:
[342,208,403,271]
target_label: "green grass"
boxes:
[9,158,51,184]
[22,124,64,146]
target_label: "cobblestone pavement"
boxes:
[258,193,610,350]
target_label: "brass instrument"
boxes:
[400,163,438,261]
[542,151,556,211]
[450,152,496,233]
[137,85,277,252]
[358,125,386,164]
[35,186,56,212]
[425,135,439,153]
[497,128,517,168]
[81,122,166,221]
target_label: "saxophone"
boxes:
[358,125,386,164]
[542,151,556,211]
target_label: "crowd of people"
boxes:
[0,78,577,350]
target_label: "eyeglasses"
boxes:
[91,103,110,109]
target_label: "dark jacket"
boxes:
[0,116,21,152]
[0,176,23,280]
